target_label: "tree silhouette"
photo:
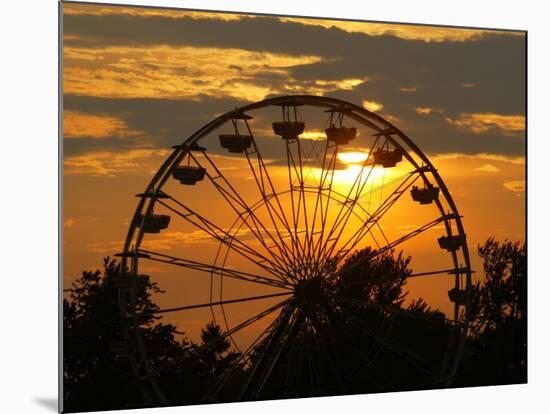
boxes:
[63,258,228,411]
[456,238,527,386]
[247,248,450,399]
[194,322,241,377]
[63,239,527,409]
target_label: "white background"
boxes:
[0,0,547,413]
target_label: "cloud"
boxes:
[86,228,252,253]
[64,148,170,176]
[62,8,525,160]
[64,3,245,21]
[503,180,525,193]
[431,152,525,165]
[85,240,122,253]
[474,164,500,173]
[64,2,522,43]
[445,113,525,135]
[280,18,518,43]
[415,107,443,115]
[141,230,219,251]
[64,45,324,101]
[362,99,383,112]
[64,110,141,138]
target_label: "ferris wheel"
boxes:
[115,95,472,404]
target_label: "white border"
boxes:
[1,1,547,413]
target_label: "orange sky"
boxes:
[62,2,525,343]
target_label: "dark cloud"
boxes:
[63,11,525,159]
[63,94,245,154]
[64,91,524,160]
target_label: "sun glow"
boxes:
[300,130,328,141]
[337,151,370,164]
[303,163,396,194]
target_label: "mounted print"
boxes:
[60,1,527,412]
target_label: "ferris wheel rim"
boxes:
[118,94,473,402]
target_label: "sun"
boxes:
[337,151,370,164]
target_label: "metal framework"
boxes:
[116,95,472,404]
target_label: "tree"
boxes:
[63,258,204,411]
[194,322,240,376]
[456,238,527,386]
[251,248,449,399]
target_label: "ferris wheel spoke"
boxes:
[406,267,471,279]
[251,311,305,399]
[313,137,380,267]
[139,292,292,316]
[273,310,307,396]
[334,268,469,292]
[188,151,297,277]
[349,315,441,380]
[327,170,421,269]
[321,165,417,268]
[328,298,448,379]
[326,321,390,391]
[328,214,448,281]
[310,316,348,393]
[342,316,439,390]
[296,139,328,269]
[304,140,336,277]
[319,136,380,240]
[371,214,457,259]
[147,298,292,377]
[156,196,289,282]
[136,248,291,289]
[295,137,310,262]
[241,131,302,272]
[316,301,389,391]
[286,137,326,265]
[278,314,308,395]
[301,322,322,393]
[310,147,339,272]
[238,306,295,399]
[285,141,310,270]
[322,166,416,267]
[306,141,333,239]
[335,295,462,328]
[203,306,289,402]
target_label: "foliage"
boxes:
[337,248,412,307]
[63,238,528,408]
[456,238,527,386]
[62,258,234,411]
[253,248,449,398]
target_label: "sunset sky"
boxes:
[62,1,525,342]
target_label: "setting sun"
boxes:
[337,151,370,164]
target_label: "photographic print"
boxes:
[60,1,526,412]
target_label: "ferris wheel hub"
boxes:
[294,276,329,309]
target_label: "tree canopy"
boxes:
[455,238,527,386]
[63,238,527,411]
